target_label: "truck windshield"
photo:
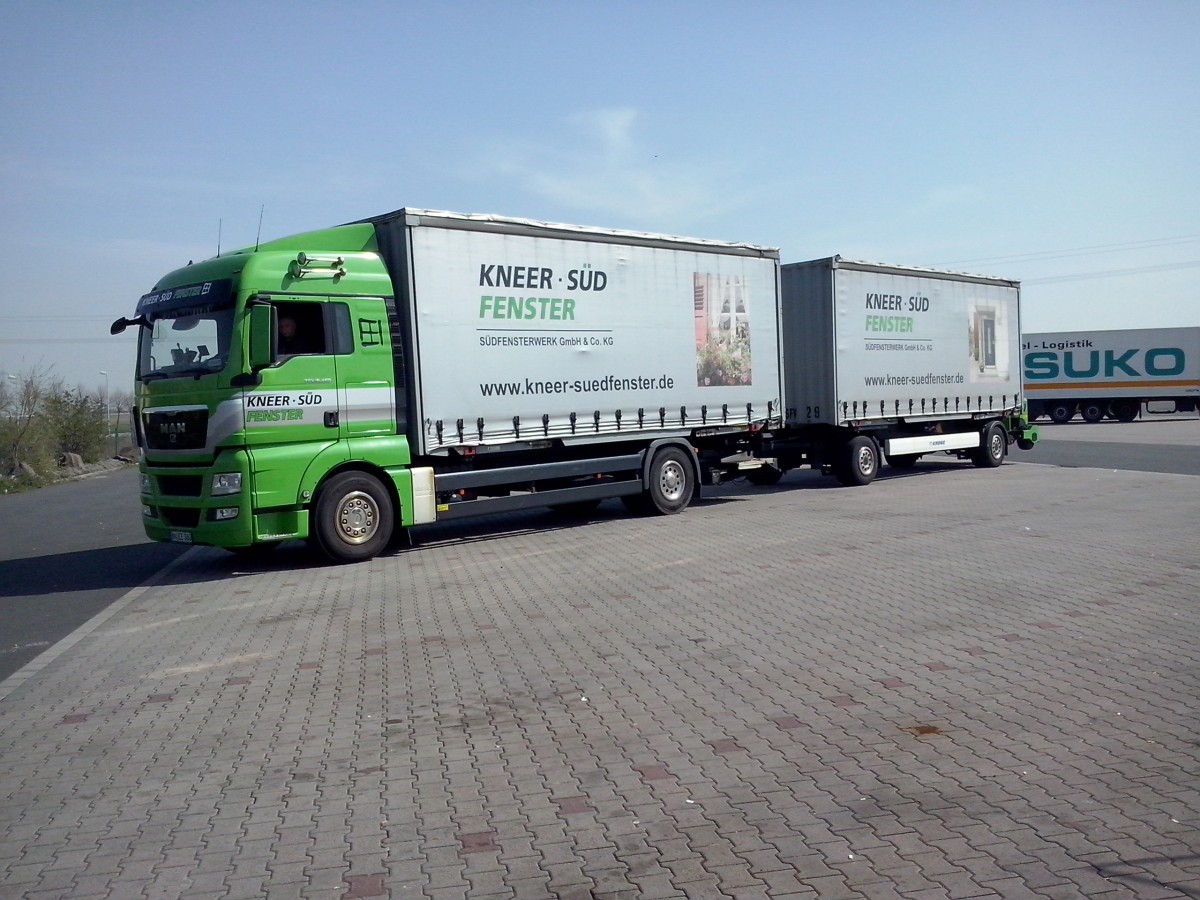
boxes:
[134,278,236,380]
[137,307,234,380]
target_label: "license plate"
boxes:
[169,530,193,544]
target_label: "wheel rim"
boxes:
[658,460,686,502]
[856,445,875,476]
[335,490,378,544]
[990,431,1005,459]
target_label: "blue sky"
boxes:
[1,0,1198,393]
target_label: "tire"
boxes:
[1048,402,1075,424]
[312,471,394,563]
[745,464,783,486]
[640,445,695,514]
[971,422,1007,468]
[1080,401,1106,423]
[1111,400,1139,423]
[886,453,918,470]
[835,435,879,486]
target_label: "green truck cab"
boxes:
[113,223,417,562]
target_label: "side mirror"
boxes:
[248,304,275,371]
[110,314,146,335]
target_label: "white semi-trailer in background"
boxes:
[1023,327,1200,423]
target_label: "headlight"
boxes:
[213,507,240,521]
[141,473,151,493]
[211,473,243,496]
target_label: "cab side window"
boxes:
[274,302,326,357]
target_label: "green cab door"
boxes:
[243,299,349,515]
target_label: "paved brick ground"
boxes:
[1,461,1198,899]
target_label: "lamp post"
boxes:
[99,371,110,455]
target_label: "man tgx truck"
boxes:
[738,257,1036,486]
[111,209,784,562]
[112,212,1036,563]
[1023,327,1200,423]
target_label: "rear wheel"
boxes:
[971,422,1007,468]
[886,453,918,470]
[1080,401,1106,423]
[624,447,696,514]
[624,445,695,515]
[646,446,694,513]
[1048,402,1075,424]
[313,471,394,563]
[1111,399,1139,422]
[835,435,879,486]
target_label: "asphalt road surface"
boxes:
[0,466,185,680]
[1023,412,1200,476]
[0,414,1196,683]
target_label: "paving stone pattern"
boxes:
[1,463,1198,899]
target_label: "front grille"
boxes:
[143,408,208,450]
[157,475,203,497]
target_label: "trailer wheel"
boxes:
[886,453,918,470]
[313,471,394,563]
[1111,400,1139,422]
[637,445,695,514]
[971,422,1007,468]
[1080,401,1106,423]
[835,436,878,486]
[1048,402,1075,424]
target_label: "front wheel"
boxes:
[971,422,1007,468]
[835,435,879,486]
[312,471,394,563]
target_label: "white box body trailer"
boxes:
[746,257,1033,485]
[372,210,784,454]
[1022,327,1200,422]
[369,210,787,532]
